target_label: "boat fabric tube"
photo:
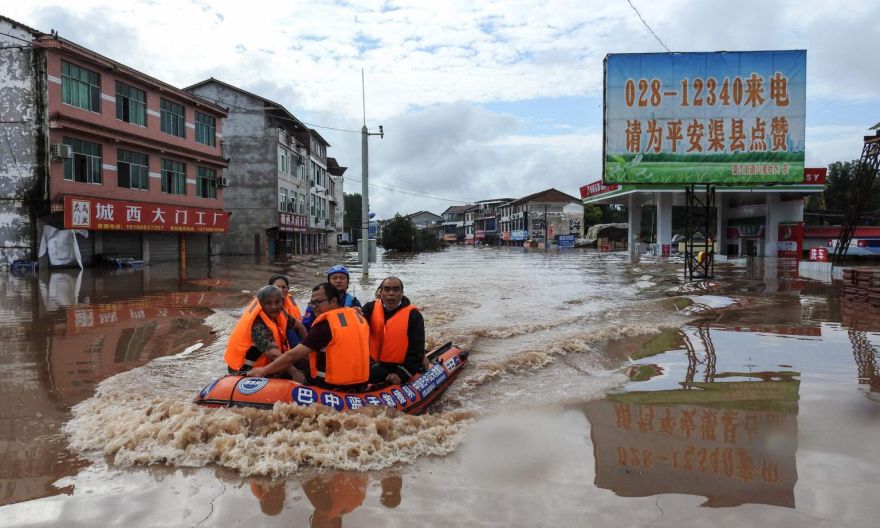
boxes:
[196,343,467,415]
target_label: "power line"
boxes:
[189,93,363,134]
[626,0,671,52]
[345,177,473,203]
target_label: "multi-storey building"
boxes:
[186,78,340,255]
[473,198,513,246]
[441,205,471,243]
[0,16,229,266]
[500,188,583,246]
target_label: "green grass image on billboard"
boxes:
[604,151,805,184]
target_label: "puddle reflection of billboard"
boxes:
[584,379,799,508]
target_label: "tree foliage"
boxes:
[343,193,362,241]
[380,214,445,252]
[806,160,880,225]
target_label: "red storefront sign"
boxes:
[63,196,229,233]
[475,230,486,239]
[803,168,827,185]
[580,180,620,199]
[279,212,308,232]
[809,247,829,262]
[777,222,804,259]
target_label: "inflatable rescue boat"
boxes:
[195,342,468,415]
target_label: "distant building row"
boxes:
[0,16,344,266]
[403,188,584,247]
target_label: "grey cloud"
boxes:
[33,7,141,59]
[322,104,596,217]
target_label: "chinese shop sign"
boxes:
[64,196,229,233]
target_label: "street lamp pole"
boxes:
[360,70,383,277]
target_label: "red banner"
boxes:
[809,247,829,262]
[64,196,229,233]
[580,180,620,199]
[803,168,826,185]
[279,212,308,232]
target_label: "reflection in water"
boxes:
[586,325,800,508]
[302,472,368,528]
[0,265,229,506]
[839,295,880,393]
[246,472,402,524]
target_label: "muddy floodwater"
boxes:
[0,247,878,527]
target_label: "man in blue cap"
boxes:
[301,265,362,330]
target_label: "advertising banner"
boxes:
[604,50,806,185]
[64,196,229,233]
[777,222,804,259]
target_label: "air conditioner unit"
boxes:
[50,143,72,159]
[217,177,229,187]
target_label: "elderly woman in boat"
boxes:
[224,284,303,380]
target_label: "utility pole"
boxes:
[361,70,383,277]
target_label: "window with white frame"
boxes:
[117,148,148,189]
[160,99,186,138]
[62,61,101,112]
[161,159,186,194]
[197,166,216,198]
[63,137,102,183]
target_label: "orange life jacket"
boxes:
[369,302,418,364]
[224,298,289,371]
[309,307,370,386]
[284,295,302,321]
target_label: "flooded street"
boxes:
[1,247,878,527]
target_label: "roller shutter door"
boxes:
[76,232,95,266]
[185,234,210,258]
[103,232,142,259]
[148,233,179,262]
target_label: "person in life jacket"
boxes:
[301,265,362,330]
[224,285,295,376]
[246,282,370,390]
[268,274,307,347]
[362,276,425,385]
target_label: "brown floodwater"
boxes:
[0,248,877,527]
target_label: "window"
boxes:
[161,159,186,194]
[115,82,146,125]
[160,99,186,138]
[63,137,102,183]
[117,149,148,190]
[279,187,288,211]
[62,61,101,112]
[279,148,288,174]
[195,112,215,146]
[197,166,216,198]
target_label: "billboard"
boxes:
[604,50,806,185]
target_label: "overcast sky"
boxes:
[5,0,879,218]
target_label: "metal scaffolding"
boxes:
[832,130,880,265]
